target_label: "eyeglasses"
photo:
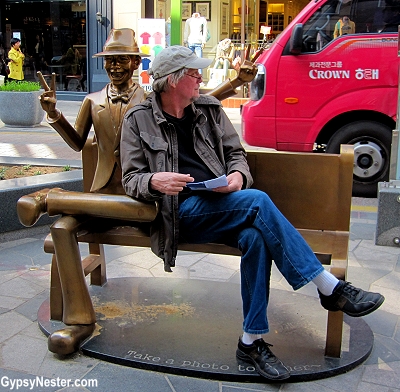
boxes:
[186,72,203,82]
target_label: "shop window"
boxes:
[300,0,397,53]
[267,3,285,35]
[2,0,87,92]
[267,13,284,33]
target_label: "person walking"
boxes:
[8,38,25,81]
[0,43,9,83]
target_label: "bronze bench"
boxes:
[43,138,354,358]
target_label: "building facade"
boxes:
[0,0,308,98]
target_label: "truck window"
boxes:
[301,0,398,53]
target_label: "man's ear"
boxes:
[167,74,177,89]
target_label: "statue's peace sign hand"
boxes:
[37,72,58,117]
[37,71,56,93]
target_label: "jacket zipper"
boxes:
[167,123,179,261]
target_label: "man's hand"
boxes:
[151,172,194,196]
[37,72,59,119]
[213,171,243,193]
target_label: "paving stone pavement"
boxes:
[0,101,400,391]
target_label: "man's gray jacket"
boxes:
[120,92,253,272]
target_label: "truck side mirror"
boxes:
[290,23,303,55]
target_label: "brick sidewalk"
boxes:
[0,101,82,162]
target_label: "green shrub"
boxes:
[0,80,41,92]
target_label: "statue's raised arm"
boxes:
[37,71,86,151]
[206,60,258,101]
[206,42,268,101]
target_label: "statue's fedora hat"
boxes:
[93,28,148,57]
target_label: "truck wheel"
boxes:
[326,121,392,198]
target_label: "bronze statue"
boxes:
[17,29,258,355]
[18,28,155,355]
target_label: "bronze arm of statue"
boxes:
[37,73,88,151]
[206,59,258,101]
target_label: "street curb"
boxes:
[0,156,82,169]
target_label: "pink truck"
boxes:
[242,0,399,196]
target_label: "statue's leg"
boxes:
[48,215,96,355]
[17,189,156,354]
[17,188,157,227]
[223,59,230,78]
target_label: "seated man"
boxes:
[120,45,385,381]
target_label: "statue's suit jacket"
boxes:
[50,83,145,192]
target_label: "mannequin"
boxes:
[183,12,208,72]
[213,39,235,73]
[207,38,240,88]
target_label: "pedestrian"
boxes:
[31,34,44,72]
[0,43,9,83]
[120,45,385,381]
[8,37,25,82]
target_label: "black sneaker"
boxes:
[319,280,385,317]
[236,338,290,380]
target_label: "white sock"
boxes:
[312,270,340,296]
[241,332,262,345]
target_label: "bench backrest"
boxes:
[246,145,354,232]
[83,138,353,233]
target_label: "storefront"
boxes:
[1,0,88,92]
[0,0,308,97]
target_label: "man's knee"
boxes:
[240,189,274,207]
[238,227,264,249]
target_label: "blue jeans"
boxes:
[179,189,324,334]
[188,43,203,74]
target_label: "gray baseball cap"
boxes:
[148,46,212,80]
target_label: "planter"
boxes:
[0,90,44,127]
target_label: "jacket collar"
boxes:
[150,92,207,127]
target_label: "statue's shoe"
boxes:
[48,324,96,355]
[16,188,64,226]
